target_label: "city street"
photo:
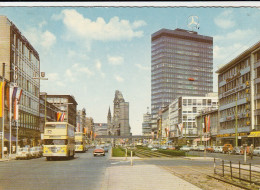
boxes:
[1,149,260,190]
[0,149,108,190]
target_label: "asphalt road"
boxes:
[0,148,109,190]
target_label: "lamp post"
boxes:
[1,63,5,159]
[33,73,48,146]
[235,95,238,147]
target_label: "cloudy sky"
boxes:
[1,4,260,135]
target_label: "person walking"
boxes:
[249,144,254,160]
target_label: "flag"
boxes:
[57,112,61,121]
[16,88,23,103]
[6,85,9,111]
[0,82,6,117]
[204,116,207,133]
[9,85,14,116]
[14,99,19,121]
[60,113,65,121]
[207,115,210,132]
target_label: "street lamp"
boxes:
[1,63,5,159]
[33,73,48,147]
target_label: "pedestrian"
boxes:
[249,144,254,160]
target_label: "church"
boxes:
[107,90,131,136]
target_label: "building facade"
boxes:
[169,94,218,144]
[216,41,260,147]
[151,28,213,117]
[142,111,152,136]
[107,90,131,136]
[94,123,108,136]
[76,108,86,133]
[0,16,40,146]
[195,109,219,146]
[39,96,61,139]
[85,117,94,141]
[45,95,78,127]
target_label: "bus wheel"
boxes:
[46,157,50,161]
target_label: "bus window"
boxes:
[44,139,68,145]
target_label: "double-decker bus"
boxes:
[43,122,75,161]
[75,132,86,152]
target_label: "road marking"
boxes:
[111,160,130,165]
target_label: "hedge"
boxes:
[158,149,186,156]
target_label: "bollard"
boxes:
[239,161,241,180]
[249,163,251,184]
[230,161,232,179]
[214,158,216,174]
[222,160,224,177]
[131,151,133,166]
[244,148,247,163]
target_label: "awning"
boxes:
[193,138,210,142]
[248,131,260,137]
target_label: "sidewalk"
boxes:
[101,164,201,190]
[0,154,16,162]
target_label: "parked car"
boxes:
[232,146,242,155]
[205,146,214,153]
[148,144,153,149]
[29,147,40,158]
[190,145,198,151]
[16,147,31,160]
[222,144,233,154]
[160,145,168,150]
[167,146,176,150]
[253,147,260,156]
[35,146,43,157]
[198,145,205,151]
[180,145,191,151]
[214,146,223,153]
[93,147,105,156]
[151,148,158,151]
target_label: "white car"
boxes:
[190,145,198,151]
[180,145,191,151]
[148,144,153,149]
[198,145,205,151]
[160,145,168,150]
[214,146,223,153]
[16,148,31,160]
[253,147,260,156]
[151,148,158,151]
[29,147,40,158]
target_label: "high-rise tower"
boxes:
[151,28,213,118]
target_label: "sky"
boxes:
[0,3,260,135]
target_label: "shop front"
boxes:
[216,132,250,146]
[248,131,260,147]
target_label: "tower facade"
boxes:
[107,90,131,136]
[151,28,213,118]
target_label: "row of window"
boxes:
[220,118,250,129]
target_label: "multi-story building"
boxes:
[216,41,260,147]
[94,123,108,136]
[142,110,152,136]
[39,95,61,138]
[45,95,77,127]
[195,109,219,146]
[161,105,169,139]
[0,16,40,146]
[151,28,213,134]
[76,108,86,133]
[85,117,94,140]
[169,93,218,144]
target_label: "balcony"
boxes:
[254,78,260,84]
